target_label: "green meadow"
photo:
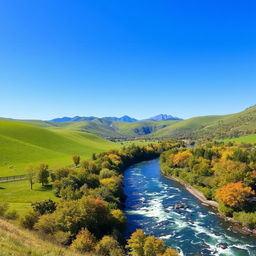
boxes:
[0,120,118,177]
[222,134,256,144]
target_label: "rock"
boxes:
[217,243,228,249]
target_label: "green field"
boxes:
[0,180,58,215]
[0,120,118,177]
[222,134,256,144]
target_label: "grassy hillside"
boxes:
[152,115,223,137]
[151,106,256,140]
[0,120,118,176]
[113,120,179,136]
[13,118,181,138]
[222,134,256,144]
[0,218,94,256]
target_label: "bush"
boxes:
[5,210,18,220]
[95,236,125,256]
[70,228,96,252]
[20,211,39,229]
[35,214,56,234]
[53,231,71,245]
[233,211,256,229]
[31,199,56,215]
[0,201,9,216]
[99,169,118,179]
[218,203,234,217]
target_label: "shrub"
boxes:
[53,231,71,245]
[35,214,56,234]
[233,211,256,229]
[218,203,234,217]
[5,210,18,220]
[0,201,9,216]
[99,169,118,179]
[71,228,96,252]
[20,210,39,229]
[95,235,125,256]
[31,199,56,215]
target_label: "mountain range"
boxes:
[49,114,182,123]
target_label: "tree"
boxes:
[216,182,254,209]
[36,163,49,186]
[173,152,192,168]
[71,228,96,252]
[31,199,56,215]
[143,236,166,256]
[159,248,179,256]
[72,155,80,167]
[95,236,125,256]
[27,164,35,190]
[126,229,145,256]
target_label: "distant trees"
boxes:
[72,155,80,167]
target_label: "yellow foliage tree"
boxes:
[216,182,254,209]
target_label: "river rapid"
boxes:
[123,159,256,256]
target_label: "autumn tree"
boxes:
[216,182,254,209]
[71,228,96,252]
[72,155,80,167]
[126,229,145,256]
[173,151,192,168]
[36,163,49,186]
[95,235,125,256]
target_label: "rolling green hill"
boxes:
[9,118,181,138]
[0,120,118,176]
[151,106,256,140]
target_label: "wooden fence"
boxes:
[0,174,28,183]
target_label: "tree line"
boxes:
[160,141,256,229]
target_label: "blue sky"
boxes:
[0,0,255,120]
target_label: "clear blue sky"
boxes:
[0,0,255,120]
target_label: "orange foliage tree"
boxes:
[216,182,254,209]
[173,152,192,168]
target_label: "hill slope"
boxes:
[151,106,256,139]
[0,120,117,176]
[0,218,93,256]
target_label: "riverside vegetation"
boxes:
[160,142,256,230]
[0,142,180,256]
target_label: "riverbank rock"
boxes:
[217,242,228,249]
[174,203,188,209]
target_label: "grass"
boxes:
[152,115,223,137]
[0,218,95,256]
[222,134,256,144]
[0,180,58,215]
[0,120,118,176]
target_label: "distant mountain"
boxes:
[146,114,182,121]
[104,115,138,122]
[49,114,182,123]
[49,116,97,122]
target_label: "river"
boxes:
[123,159,256,256]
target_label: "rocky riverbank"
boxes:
[164,174,256,237]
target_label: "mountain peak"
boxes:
[146,114,182,121]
